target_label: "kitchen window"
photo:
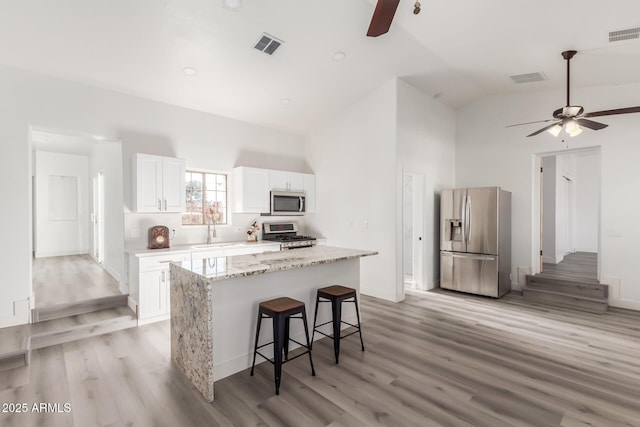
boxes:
[183,171,228,226]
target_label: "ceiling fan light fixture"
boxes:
[564,119,579,134]
[547,124,562,137]
[569,126,583,137]
[413,1,421,14]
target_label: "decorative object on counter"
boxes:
[246,220,260,242]
[148,225,171,249]
[205,201,223,244]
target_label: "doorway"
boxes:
[29,127,125,309]
[536,148,600,281]
[402,172,425,291]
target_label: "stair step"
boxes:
[0,306,137,372]
[0,337,30,373]
[30,316,137,350]
[32,294,129,322]
[522,287,608,314]
[526,275,607,299]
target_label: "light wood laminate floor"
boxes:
[542,252,598,283]
[32,255,122,308]
[1,291,639,426]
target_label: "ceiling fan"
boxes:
[507,50,640,137]
[367,0,421,37]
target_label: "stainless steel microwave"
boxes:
[270,191,306,216]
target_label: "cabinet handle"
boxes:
[164,199,167,211]
[158,199,162,210]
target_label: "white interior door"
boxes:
[402,172,425,291]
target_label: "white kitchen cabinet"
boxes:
[128,242,282,324]
[139,269,169,319]
[270,170,304,192]
[233,166,314,214]
[129,251,191,324]
[303,173,316,213]
[233,167,270,213]
[133,153,186,213]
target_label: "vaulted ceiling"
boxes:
[1,0,639,134]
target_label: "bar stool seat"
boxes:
[312,285,364,364]
[250,297,315,395]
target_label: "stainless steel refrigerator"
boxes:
[440,187,511,298]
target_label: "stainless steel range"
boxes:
[262,222,316,249]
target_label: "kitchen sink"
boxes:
[192,243,237,249]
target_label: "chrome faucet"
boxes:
[206,222,217,244]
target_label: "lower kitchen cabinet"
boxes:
[128,242,281,324]
[139,269,169,319]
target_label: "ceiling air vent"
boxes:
[609,27,640,42]
[253,33,283,55]
[509,72,547,84]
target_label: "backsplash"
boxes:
[124,212,308,248]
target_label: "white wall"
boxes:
[542,156,556,263]
[305,79,398,301]
[89,141,125,286]
[34,151,89,257]
[305,78,456,301]
[456,83,640,309]
[574,150,599,252]
[396,79,456,291]
[0,65,306,326]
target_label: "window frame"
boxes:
[183,169,229,226]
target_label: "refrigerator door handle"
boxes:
[449,253,496,261]
[466,194,472,243]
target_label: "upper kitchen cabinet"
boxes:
[270,170,304,192]
[303,173,316,213]
[233,166,316,214]
[133,153,186,213]
[234,166,270,213]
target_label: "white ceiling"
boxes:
[1,0,639,134]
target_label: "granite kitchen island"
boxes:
[169,245,377,402]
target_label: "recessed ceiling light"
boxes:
[280,98,291,105]
[183,67,198,76]
[223,0,242,9]
[333,51,346,61]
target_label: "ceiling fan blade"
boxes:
[366,0,400,37]
[527,122,562,137]
[583,106,640,118]
[575,118,608,131]
[506,118,556,128]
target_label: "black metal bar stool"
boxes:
[312,285,364,364]
[250,297,315,395]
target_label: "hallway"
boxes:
[32,255,122,308]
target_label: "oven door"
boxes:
[270,191,306,216]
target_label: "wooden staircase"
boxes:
[0,296,136,373]
[523,274,608,313]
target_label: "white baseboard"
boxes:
[127,297,138,318]
[138,313,169,326]
[34,249,88,258]
[600,276,640,311]
[361,287,398,302]
[0,299,30,328]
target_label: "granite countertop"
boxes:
[125,240,281,256]
[174,245,378,281]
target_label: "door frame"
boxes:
[401,171,425,294]
[532,147,601,278]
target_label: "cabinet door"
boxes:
[288,173,304,192]
[303,173,316,213]
[234,167,270,213]
[162,157,186,212]
[269,170,289,191]
[135,154,163,212]
[139,269,168,318]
